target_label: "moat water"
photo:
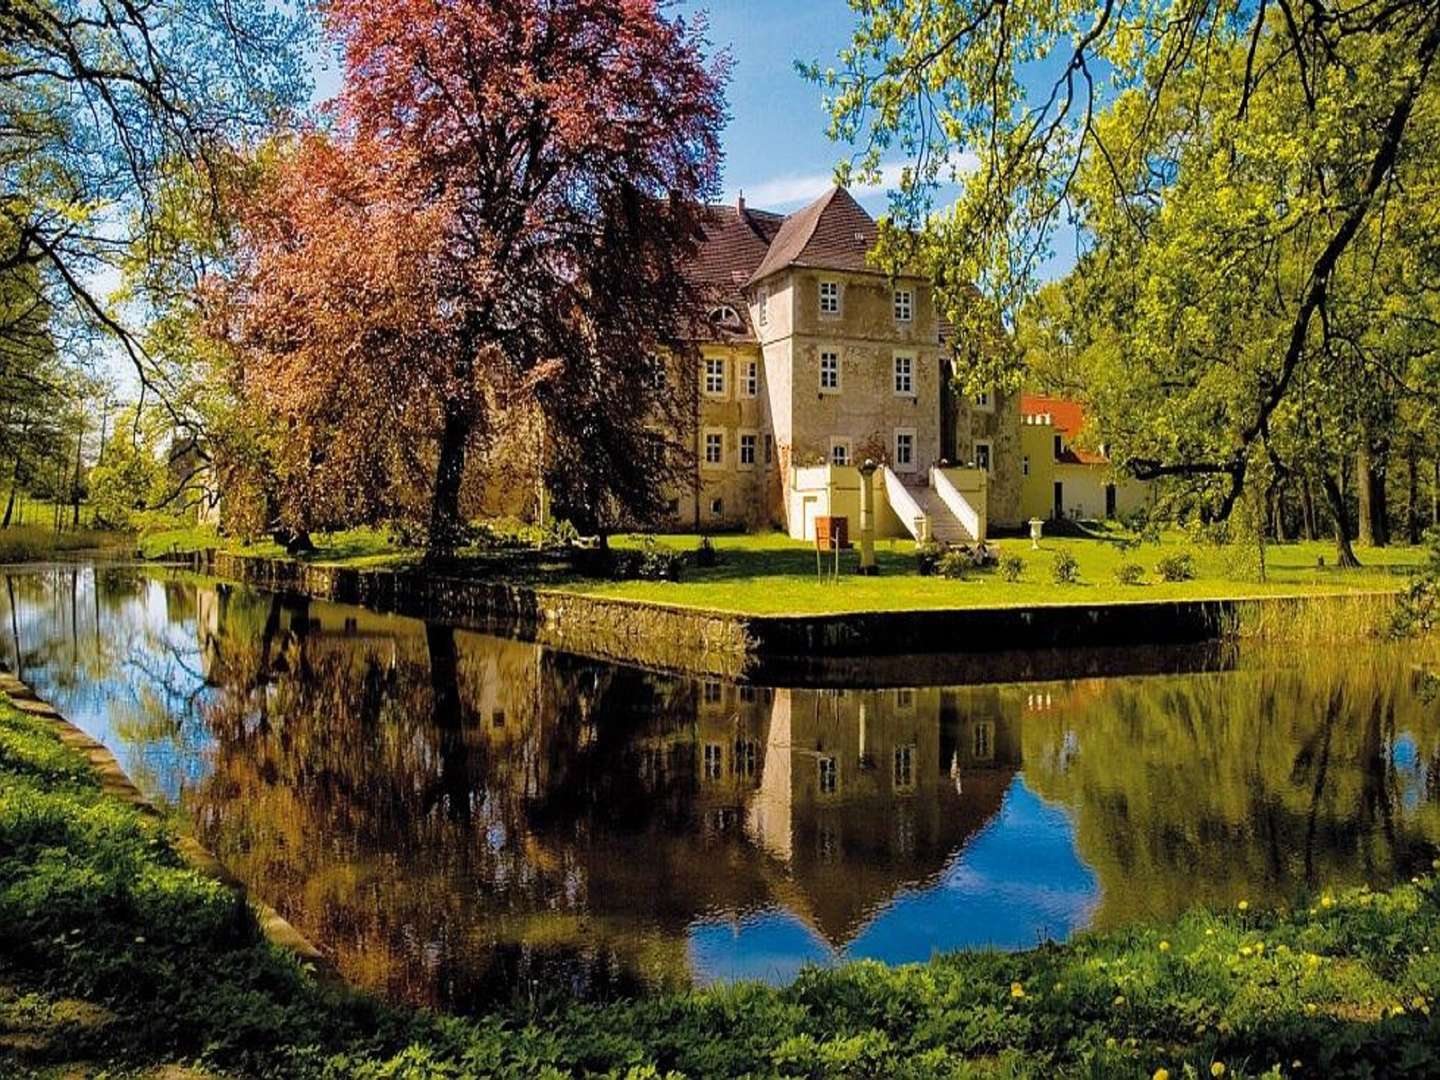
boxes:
[4,563,1440,1013]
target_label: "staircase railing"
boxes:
[882,465,929,542]
[930,467,985,541]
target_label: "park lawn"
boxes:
[567,531,1424,615]
[5,688,1440,1079]
[137,522,1426,617]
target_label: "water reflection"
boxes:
[4,564,1440,1014]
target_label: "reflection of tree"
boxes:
[1019,651,1440,927]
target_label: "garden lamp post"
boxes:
[858,459,878,575]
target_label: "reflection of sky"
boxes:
[1394,733,1428,814]
[2,567,216,805]
[689,778,1098,985]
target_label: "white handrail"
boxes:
[931,467,984,541]
[882,465,929,541]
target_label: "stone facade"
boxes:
[679,187,1022,536]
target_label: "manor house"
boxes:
[676,186,1018,542]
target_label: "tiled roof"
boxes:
[746,187,879,285]
[683,187,896,342]
[1021,394,1108,465]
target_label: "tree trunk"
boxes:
[1273,486,1289,543]
[71,429,83,529]
[427,403,473,559]
[1406,439,1421,545]
[1357,438,1390,548]
[1300,476,1317,541]
[1321,471,1362,568]
[2,456,17,529]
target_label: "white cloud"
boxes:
[731,153,978,210]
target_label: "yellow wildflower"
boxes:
[1211,1064,1226,1077]
[1153,1070,1170,1080]
[1239,946,1253,958]
[1321,895,1335,909]
[1010,982,1025,999]
[1158,940,1171,952]
[1237,900,1249,912]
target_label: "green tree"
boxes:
[824,0,1440,564]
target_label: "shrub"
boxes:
[1051,550,1080,584]
[999,554,1024,583]
[915,540,945,576]
[1156,552,1196,582]
[1114,562,1146,586]
[936,549,981,579]
[608,537,683,581]
[695,536,719,567]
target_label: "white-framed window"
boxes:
[895,688,914,710]
[703,743,724,781]
[819,280,840,316]
[741,359,758,398]
[733,739,758,779]
[703,681,723,703]
[818,755,838,795]
[893,744,915,790]
[756,286,768,329]
[829,438,852,466]
[702,428,725,469]
[893,428,916,471]
[738,430,758,469]
[974,440,993,474]
[703,356,726,397]
[819,349,840,393]
[764,434,774,464]
[893,288,913,323]
[974,390,993,412]
[893,352,915,396]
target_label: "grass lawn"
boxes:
[570,530,1424,615]
[139,521,1427,617]
[5,688,1440,1078]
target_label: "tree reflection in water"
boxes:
[2,564,1439,1014]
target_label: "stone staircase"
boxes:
[906,481,975,544]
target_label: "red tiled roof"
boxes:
[1021,394,1108,465]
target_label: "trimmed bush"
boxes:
[1114,562,1146,586]
[999,554,1024,583]
[1156,552,1197,582]
[1051,550,1081,584]
[936,549,980,579]
[915,540,945,576]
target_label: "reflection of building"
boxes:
[185,588,1030,1007]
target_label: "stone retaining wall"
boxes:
[199,550,1397,681]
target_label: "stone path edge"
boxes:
[0,669,339,985]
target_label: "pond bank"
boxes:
[196,549,1399,679]
[2,680,1439,1077]
[0,670,330,977]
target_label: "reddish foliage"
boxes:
[217,0,728,548]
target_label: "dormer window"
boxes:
[819,280,840,315]
[893,289,913,323]
[707,305,744,332]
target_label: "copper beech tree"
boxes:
[216,0,727,553]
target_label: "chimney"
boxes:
[737,190,746,215]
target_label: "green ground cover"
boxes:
[573,531,1423,614]
[5,692,1440,1079]
[148,521,1426,617]
[0,524,130,563]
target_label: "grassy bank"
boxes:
[5,691,1440,1078]
[146,522,1425,617]
[0,524,130,563]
